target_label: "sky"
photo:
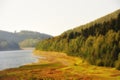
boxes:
[0,0,120,36]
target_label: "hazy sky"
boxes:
[0,0,120,36]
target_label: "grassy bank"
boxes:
[0,50,120,80]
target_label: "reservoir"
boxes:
[0,50,37,70]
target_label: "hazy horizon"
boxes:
[0,0,120,36]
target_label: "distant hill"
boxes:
[36,9,120,70]
[0,40,20,51]
[0,30,52,50]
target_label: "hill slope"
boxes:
[0,30,52,50]
[0,31,20,51]
[36,9,120,69]
[0,40,20,51]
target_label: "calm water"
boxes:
[0,50,38,70]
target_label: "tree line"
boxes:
[36,10,120,70]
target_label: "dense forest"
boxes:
[0,30,52,50]
[36,9,120,70]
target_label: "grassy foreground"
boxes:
[0,50,120,80]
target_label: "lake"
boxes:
[0,50,38,70]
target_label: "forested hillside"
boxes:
[16,31,52,48]
[0,31,20,50]
[36,9,120,69]
[0,30,52,50]
[0,40,20,51]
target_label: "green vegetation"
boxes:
[19,39,39,48]
[0,30,52,50]
[36,9,120,70]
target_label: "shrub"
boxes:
[115,60,120,70]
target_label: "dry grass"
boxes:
[0,50,120,80]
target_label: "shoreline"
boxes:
[0,50,120,79]
[0,49,36,71]
[21,47,35,50]
[33,50,82,66]
[32,50,120,79]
